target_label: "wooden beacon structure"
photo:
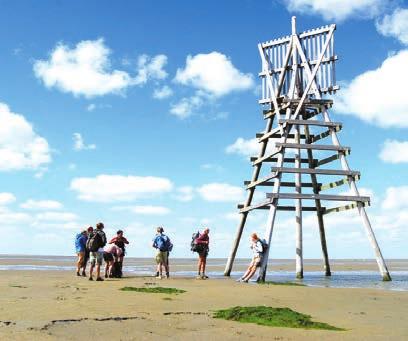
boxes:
[224,17,391,282]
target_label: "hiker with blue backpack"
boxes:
[237,233,267,283]
[152,226,173,279]
[191,228,210,279]
[75,229,88,277]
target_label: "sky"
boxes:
[0,0,407,261]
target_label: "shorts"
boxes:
[90,251,104,266]
[252,255,262,268]
[155,251,168,264]
[198,249,208,258]
[77,251,85,264]
[103,252,114,262]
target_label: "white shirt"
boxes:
[251,240,263,257]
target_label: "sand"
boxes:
[0,270,407,340]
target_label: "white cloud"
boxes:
[134,54,168,85]
[379,139,408,163]
[170,93,204,119]
[200,163,224,172]
[0,103,51,171]
[336,49,408,128]
[174,186,194,202]
[226,137,259,157]
[153,85,173,99]
[73,132,96,151]
[0,193,16,205]
[376,8,408,45]
[34,38,134,98]
[87,103,96,112]
[20,199,63,210]
[114,205,170,215]
[174,52,254,96]
[36,211,78,222]
[285,0,384,21]
[197,183,244,202]
[70,174,173,202]
[0,209,31,224]
[382,186,408,210]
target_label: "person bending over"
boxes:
[103,244,123,278]
[238,233,265,283]
[109,229,129,271]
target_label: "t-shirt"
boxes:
[75,233,87,253]
[252,240,263,257]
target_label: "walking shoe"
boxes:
[201,274,209,279]
[166,272,170,278]
[89,277,93,281]
[81,271,86,277]
[196,275,203,280]
[155,275,162,279]
[76,271,81,276]
[96,277,104,281]
[153,272,159,277]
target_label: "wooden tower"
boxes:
[224,17,391,282]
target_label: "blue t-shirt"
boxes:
[75,233,87,253]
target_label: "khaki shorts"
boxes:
[155,251,168,264]
[77,252,85,265]
[90,251,104,266]
[251,255,262,268]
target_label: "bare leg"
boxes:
[242,265,257,281]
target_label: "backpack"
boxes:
[259,239,268,254]
[86,231,102,252]
[111,261,122,278]
[191,231,204,253]
[156,234,172,252]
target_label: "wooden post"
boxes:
[322,109,391,281]
[294,123,303,279]
[224,116,275,276]
[304,125,331,276]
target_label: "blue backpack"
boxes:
[156,234,173,252]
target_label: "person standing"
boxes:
[195,228,210,279]
[75,229,87,277]
[82,226,94,276]
[237,233,266,283]
[152,227,172,279]
[87,222,107,281]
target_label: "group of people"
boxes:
[74,222,129,281]
[75,224,265,282]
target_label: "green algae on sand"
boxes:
[120,286,186,294]
[213,306,344,331]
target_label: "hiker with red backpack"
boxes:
[191,228,210,279]
[152,226,173,279]
[86,222,107,281]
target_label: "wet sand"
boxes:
[0,270,407,340]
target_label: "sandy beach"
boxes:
[1,269,407,340]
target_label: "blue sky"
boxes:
[0,0,407,260]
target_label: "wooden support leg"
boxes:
[304,125,331,276]
[322,110,391,281]
[294,124,303,279]
[224,212,248,276]
[224,115,276,276]
[257,201,279,282]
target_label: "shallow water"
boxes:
[0,255,407,291]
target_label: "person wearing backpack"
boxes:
[74,229,88,277]
[87,222,107,281]
[237,233,267,283]
[152,226,172,279]
[195,228,210,279]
